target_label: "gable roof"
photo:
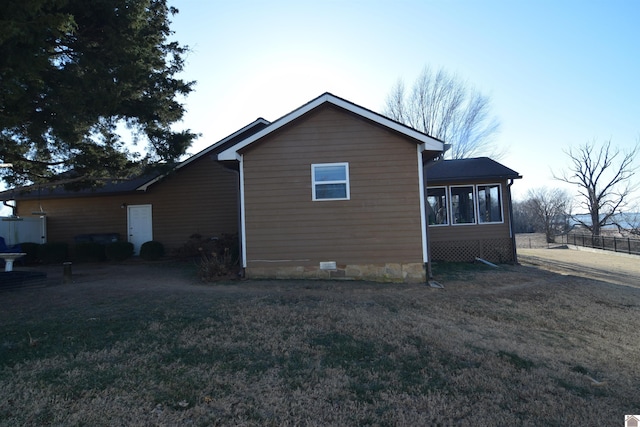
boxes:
[0,118,270,201]
[136,117,269,191]
[425,157,522,184]
[218,92,445,161]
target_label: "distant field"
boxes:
[0,261,638,425]
[516,232,551,249]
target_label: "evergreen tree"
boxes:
[0,0,196,188]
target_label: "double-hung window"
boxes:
[312,163,350,201]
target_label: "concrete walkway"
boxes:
[518,246,640,287]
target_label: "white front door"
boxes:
[127,204,153,255]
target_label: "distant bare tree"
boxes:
[554,139,639,237]
[384,66,502,159]
[619,207,640,236]
[526,187,573,243]
[630,215,640,236]
[512,200,538,233]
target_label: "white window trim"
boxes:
[426,186,449,227]
[476,183,505,224]
[311,162,350,201]
[449,185,477,226]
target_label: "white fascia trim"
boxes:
[417,145,429,263]
[137,118,270,191]
[330,96,444,151]
[218,93,444,161]
[217,96,327,160]
[239,154,248,268]
[136,175,164,192]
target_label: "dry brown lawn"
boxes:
[1,258,639,426]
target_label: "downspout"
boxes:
[3,200,17,217]
[419,145,447,283]
[507,178,518,264]
[231,166,244,278]
[0,164,15,216]
[416,145,430,281]
[220,157,246,277]
[238,154,248,273]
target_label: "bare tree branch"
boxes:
[525,187,573,242]
[384,66,502,159]
[554,139,639,236]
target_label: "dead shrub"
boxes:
[173,234,238,260]
[172,233,240,281]
[197,247,239,281]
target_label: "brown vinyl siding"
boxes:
[18,196,126,244]
[16,156,238,249]
[144,158,239,247]
[430,222,510,241]
[242,105,424,267]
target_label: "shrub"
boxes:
[198,247,238,281]
[19,242,40,264]
[140,241,164,261]
[173,233,239,262]
[105,241,134,261]
[172,233,240,281]
[216,233,240,265]
[37,242,69,264]
[172,233,212,259]
[74,242,107,262]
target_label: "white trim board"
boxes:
[218,93,444,161]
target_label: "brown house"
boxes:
[217,93,444,282]
[0,119,269,254]
[1,93,522,281]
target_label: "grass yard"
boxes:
[0,261,639,426]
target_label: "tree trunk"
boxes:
[591,211,600,237]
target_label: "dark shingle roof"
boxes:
[0,174,162,201]
[425,157,522,184]
[0,118,270,201]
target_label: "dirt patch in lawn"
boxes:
[1,260,639,425]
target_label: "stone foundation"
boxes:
[245,262,426,283]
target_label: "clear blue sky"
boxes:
[1,0,637,217]
[168,0,640,203]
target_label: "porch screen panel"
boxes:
[427,187,448,225]
[450,186,475,224]
[477,184,502,223]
